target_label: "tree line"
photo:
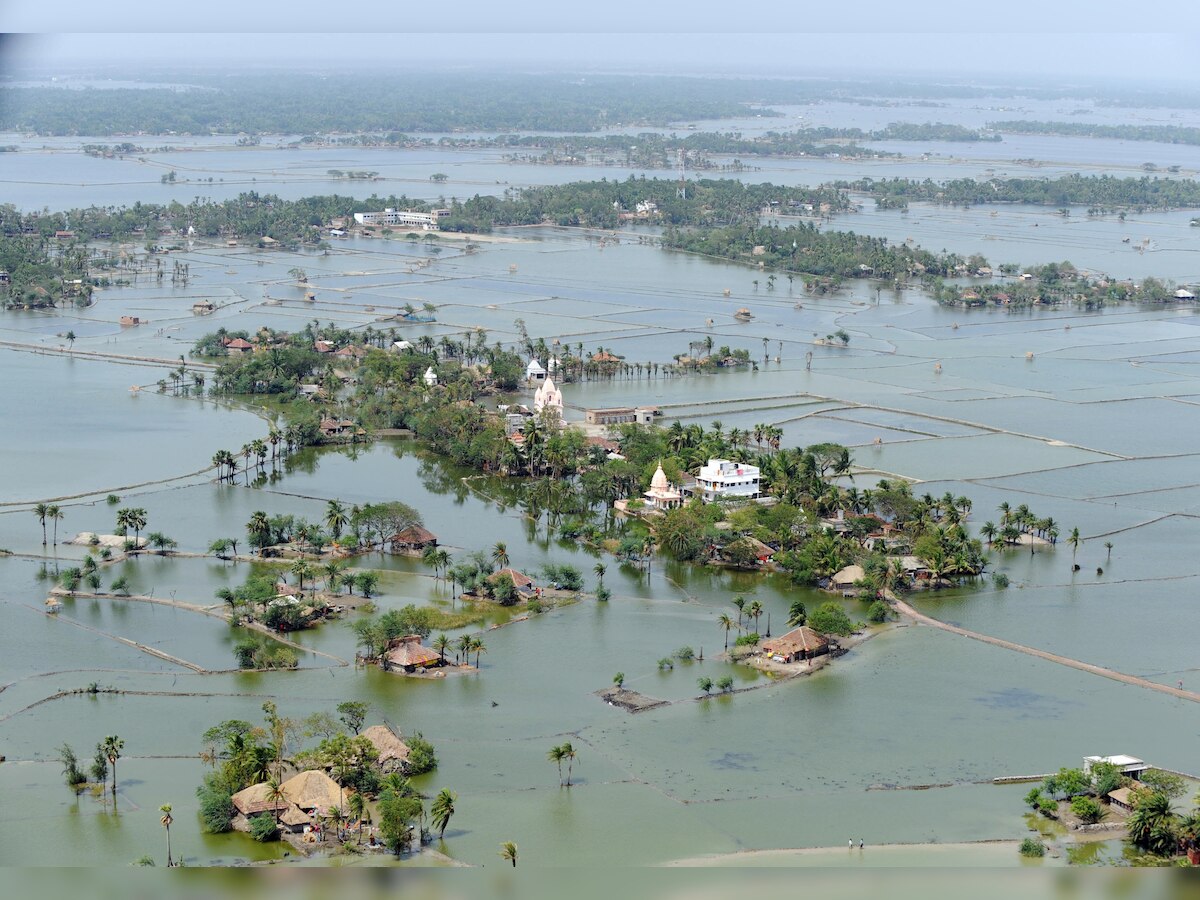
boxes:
[989,120,1200,146]
[844,174,1200,211]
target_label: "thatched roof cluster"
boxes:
[230,768,345,824]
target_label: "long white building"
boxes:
[353,208,441,230]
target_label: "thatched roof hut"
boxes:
[278,805,313,831]
[382,635,442,672]
[361,724,410,770]
[388,525,438,551]
[830,564,865,588]
[230,781,277,817]
[762,625,829,663]
[279,769,343,814]
[489,567,534,590]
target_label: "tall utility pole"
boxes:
[676,148,686,200]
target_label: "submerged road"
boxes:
[889,594,1200,704]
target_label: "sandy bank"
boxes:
[663,840,1040,867]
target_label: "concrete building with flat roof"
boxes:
[688,459,762,503]
[354,208,440,230]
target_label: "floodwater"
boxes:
[2,99,1200,868]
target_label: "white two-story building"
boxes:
[689,458,762,503]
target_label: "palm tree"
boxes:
[471,637,487,669]
[252,439,267,472]
[265,776,286,824]
[731,594,746,626]
[491,542,509,570]
[1068,527,1082,561]
[47,504,63,545]
[212,449,234,482]
[422,544,442,579]
[325,500,349,541]
[747,600,764,633]
[430,788,456,839]
[127,508,147,549]
[1127,791,1179,855]
[548,744,565,786]
[980,521,998,546]
[34,503,48,545]
[248,511,271,555]
[718,613,736,650]
[500,841,518,867]
[786,600,807,627]
[348,792,367,844]
[457,634,473,666]
[328,805,346,843]
[160,804,174,867]
[1105,541,1113,559]
[102,735,124,797]
[315,559,339,591]
[560,742,577,787]
[290,558,315,591]
[593,562,606,586]
[432,633,451,666]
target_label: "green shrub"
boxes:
[1019,838,1045,858]
[733,633,760,647]
[234,635,299,670]
[1037,796,1058,817]
[595,586,611,602]
[491,573,518,606]
[716,675,734,692]
[808,602,854,636]
[992,572,1010,588]
[249,814,279,842]
[673,646,695,661]
[526,598,543,615]
[197,778,236,834]
[404,732,437,775]
[542,563,583,591]
[867,600,890,623]
[1071,795,1104,824]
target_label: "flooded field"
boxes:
[2,100,1200,867]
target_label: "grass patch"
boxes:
[425,607,486,630]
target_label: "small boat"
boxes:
[733,308,754,322]
[45,597,62,614]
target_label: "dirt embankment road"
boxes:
[891,594,1200,703]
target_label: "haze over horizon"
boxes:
[2,31,1199,87]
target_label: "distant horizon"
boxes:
[3,32,1200,89]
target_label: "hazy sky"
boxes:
[2,6,1199,85]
